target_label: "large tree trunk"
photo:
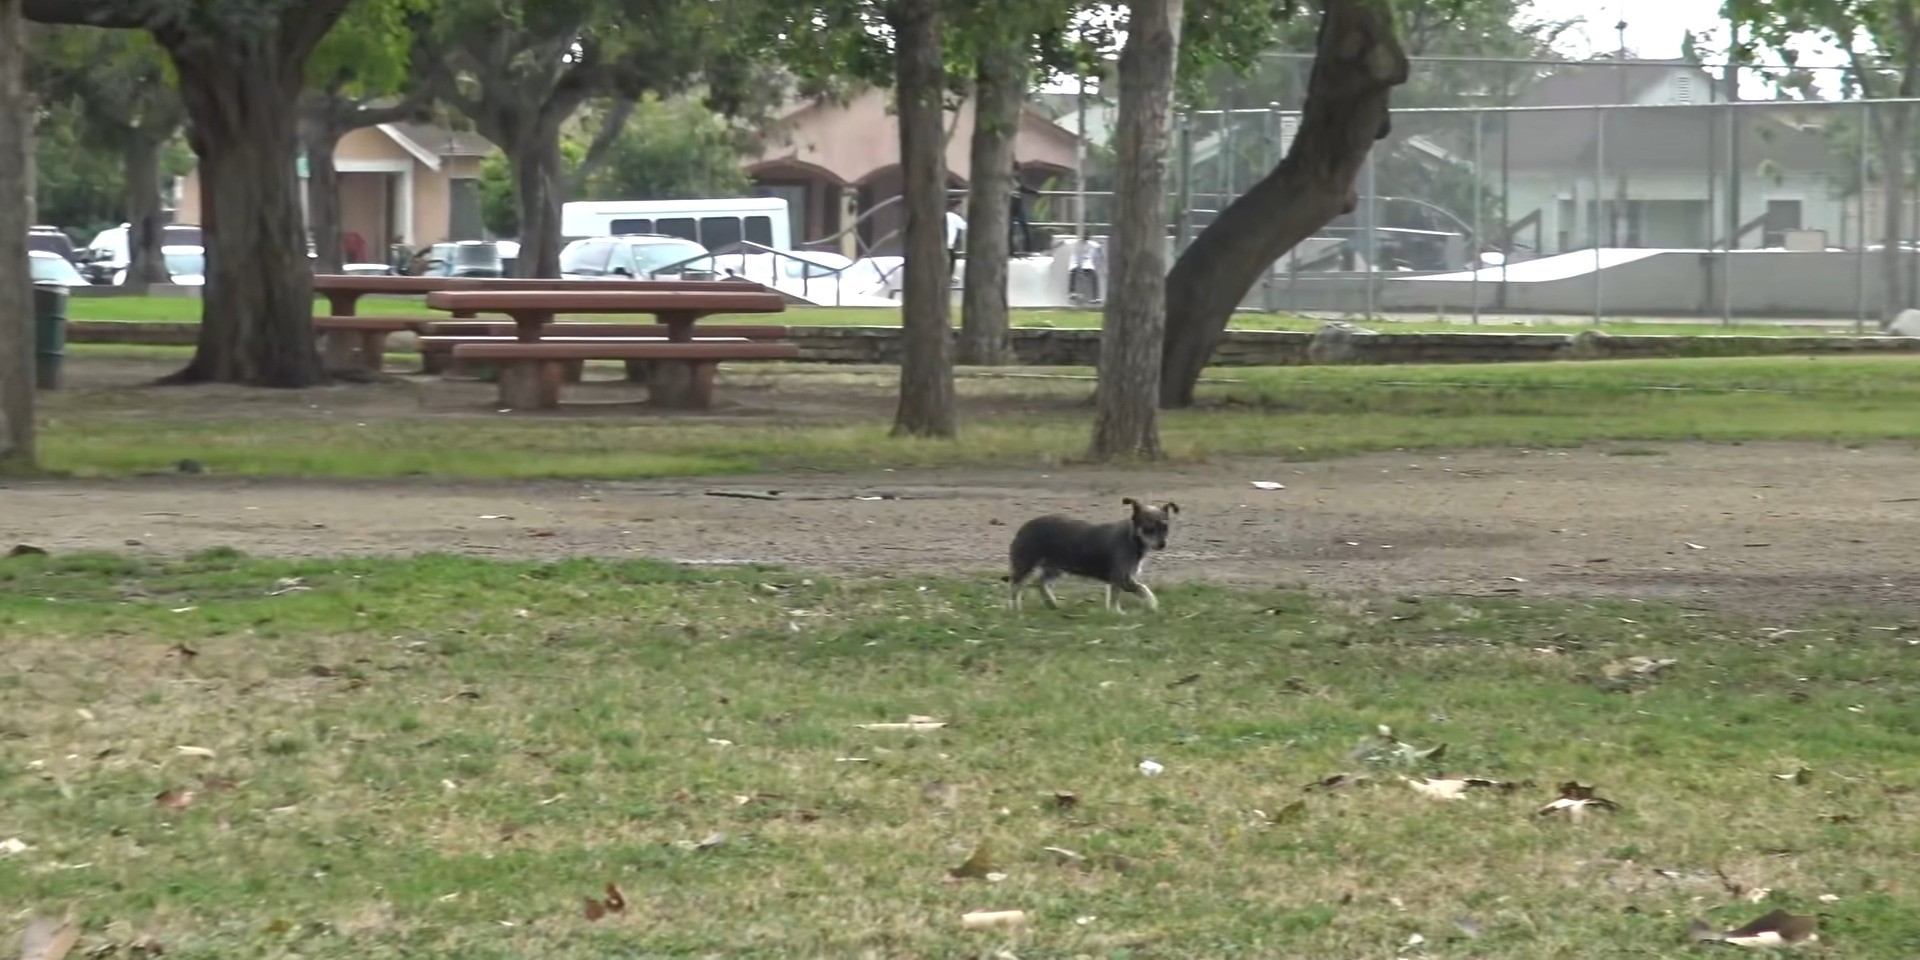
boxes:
[123,134,168,287]
[956,36,1026,366]
[510,131,565,278]
[1158,0,1408,407]
[164,45,325,387]
[302,115,344,275]
[0,0,34,471]
[888,0,956,437]
[1090,0,1184,459]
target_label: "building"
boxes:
[175,121,492,258]
[1437,59,1852,254]
[746,86,1084,255]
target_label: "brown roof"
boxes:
[385,121,495,158]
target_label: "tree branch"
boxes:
[22,0,147,28]
[567,97,638,194]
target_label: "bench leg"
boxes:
[648,360,718,410]
[497,359,566,410]
[360,332,391,373]
[319,330,358,373]
[564,359,586,384]
[623,359,650,384]
[420,347,449,375]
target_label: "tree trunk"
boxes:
[0,0,35,471]
[302,115,345,275]
[888,0,956,437]
[1090,0,1184,460]
[123,134,168,287]
[510,132,565,278]
[1879,104,1911,323]
[164,44,325,387]
[1158,0,1408,407]
[956,36,1026,366]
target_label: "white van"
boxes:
[559,197,792,254]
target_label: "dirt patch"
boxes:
[5,441,1919,616]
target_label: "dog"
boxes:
[1007,497,1178,613]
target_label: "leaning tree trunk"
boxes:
[956,36,1026,366]
[888,0,957,437]
[1090,0,1184,460]
[123,134,168,287]
[301,116,345,274]
[0,0,34,471]
[510,130,566,278]
[164,44,326,387]
[1879,104,1911,324]
[1158,0,1408,407]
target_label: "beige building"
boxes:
[176,121,491,259]
[748,86,1083,254]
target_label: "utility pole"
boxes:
[1724,23,1742,253]
[0,0,36,473]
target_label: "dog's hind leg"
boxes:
[1037,568,1063,609]
[1104,583,1124,613]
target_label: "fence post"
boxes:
[1363,148,1377,322]
[1856,98,1870,334]
[1722,99,1735,326]
[1174,109,1193,251]
[1593,105,1604,326]
[1471,109,1482,325]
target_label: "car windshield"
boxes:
[632,240,708,275]
[560,241,616,275]
[163,225,202,246]
[164,250,204,277]
[29,253,84,285]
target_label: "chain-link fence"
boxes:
[1037,55,1920,329]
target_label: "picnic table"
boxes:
[310,274,768,317]
[420,288,792,411]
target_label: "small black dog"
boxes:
[1007,497,1178,612]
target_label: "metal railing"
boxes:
[648,239,898,306]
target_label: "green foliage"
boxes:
[475,95,753,235]
[32,111,122,236]
[306,0,427,97]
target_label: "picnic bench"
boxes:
[311,274,767,318]
[422,289,792,411]
[417,322,792,378]
[312,315,430,374]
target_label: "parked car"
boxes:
[79,222,204,284]
[160,244,206,285]
[559,235,711,280]
[29,249,90,286]
[28,226,78,263]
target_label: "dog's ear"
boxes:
[1121,497,1141,512]
[1163,502,1180,516]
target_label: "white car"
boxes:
[559,235,710,280]
[29,249,89,286]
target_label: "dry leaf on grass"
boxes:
[172,746,216,759]
[1405,776,1515,801]
[0,837,30,856]
[18,917,80,960]
[1042,846,1083,865]
[1048,791,1079,810]
[960,910,1027,930]
[161,644,197,662]
[1306,773,1374,791]
[1689,909,1818,947]
[582,883,626,921]
[1537,781,1622,820]
[155,788,196,810]
[1137,759,1165,776]
[856,718,948,732]
[1773,767,1812,785]
[1260,800,1307,824]
[949,842,1001,880]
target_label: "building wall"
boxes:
[1508,170,1848,253]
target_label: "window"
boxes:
[657,217,698,242]
[744,215,775,247]
[1763,200,1803,247]
[448,179,484,240]
[632,239,709,276]
[606,242,638,276]
[700,216,743,251]
[609,218,654,236]
[559,240,616,275]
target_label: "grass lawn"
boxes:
[2,549,1915,956]
[41,350,1920,480]
[61,294,1857,338]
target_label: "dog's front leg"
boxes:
[1131,582,1159,613]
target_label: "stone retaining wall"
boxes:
[66,320,1920,367]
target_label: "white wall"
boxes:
[1509,171,1848,254]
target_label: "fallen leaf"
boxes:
[1049,791,1079,810]
[173,746,216,758]
[1305,772,1374,791]
[1250,481,1285,490]
[693,832,726,852]
[1042,846,1084,864]
[583,883,626,921]
[949,842,999,880]
[1138,759,1165,776]
[0,837,30,855]
[856,721,947,732]
[155,788,196,810]
[1536,781,1622,820]
[1691,909,1819,947]
[1686,542,1707,550]
[1773,767,1812,785]
[19,918,80,960]
[961,910,1027,930]
[1265,799,1308,824]
[161,644,198,661]
[1168,673,1202,688]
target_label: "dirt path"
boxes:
[5,442,1918,615]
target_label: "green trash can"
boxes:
[32,282,68,390]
